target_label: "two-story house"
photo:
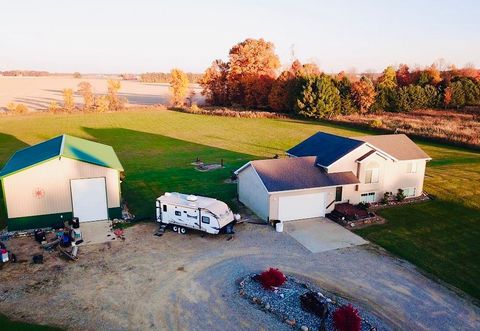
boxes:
[235,131,431,222]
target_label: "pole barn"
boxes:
[0,134,124,231]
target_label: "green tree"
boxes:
[423,85,440,108]
[333,74,358,114]
[169,68,190,106]
[295,74,341,119]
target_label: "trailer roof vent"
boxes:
[187,195,198,202]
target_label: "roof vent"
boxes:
[164,192,172,197]
[186,195,198,202]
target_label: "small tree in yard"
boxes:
[169,68,189,106]
[257,268,287,290]
[77,81,94,111]
[62,88,75,112]
[333,304,362,331]
[48,101,60,113]
[107,79,125,111]
[95,95,110,113]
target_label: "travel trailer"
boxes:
[156,192,237,234]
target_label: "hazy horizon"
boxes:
[2,0,479,74]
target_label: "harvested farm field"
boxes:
[0,76,204,111]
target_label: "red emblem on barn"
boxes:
[33,188,45,199]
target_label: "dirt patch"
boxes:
[0,222,479,330]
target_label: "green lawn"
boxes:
[0,109,479,304]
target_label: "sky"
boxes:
[1,0,479,74]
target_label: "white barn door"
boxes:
[278,192,326,222]
[71,178,108,222]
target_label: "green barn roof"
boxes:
[0,134,124,177]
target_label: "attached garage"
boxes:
[235,157,359,223]
[277,192,326,221]
[0,134,124,230]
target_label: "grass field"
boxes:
[0,109,479,301]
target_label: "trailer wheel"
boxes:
[172,225,178,232]
[179,227,187,235]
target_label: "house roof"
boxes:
[356,134,431,160]
[286,132,365,167]
[248,156,359,192]
[0,134,124,177]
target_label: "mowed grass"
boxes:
[0,109,479,301]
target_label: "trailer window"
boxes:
[175,211,181,216]
[201,216,210,224]
[163,205,167,212]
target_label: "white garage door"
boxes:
[71,178,108,222]
[278,192,326,221]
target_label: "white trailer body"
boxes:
[156,192,235,234]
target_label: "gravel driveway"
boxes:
[0,222,479,330]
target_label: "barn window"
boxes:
[163,205,167,212]
[201,216,210,224]
[175,211,181,216]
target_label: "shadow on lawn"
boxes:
[82,127,258,220]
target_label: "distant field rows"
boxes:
[0,76,204,111]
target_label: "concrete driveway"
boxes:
[284,218,368,253]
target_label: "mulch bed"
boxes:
[239,273,390,331]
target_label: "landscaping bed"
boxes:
[239,270,390,331]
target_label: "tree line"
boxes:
[140,72,202,84]
[199,38,480,118]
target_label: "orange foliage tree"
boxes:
[200,59,230,106]
[227,38,280,108]
[351,76,376,113]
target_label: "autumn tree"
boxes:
[169,68,190,106]
[77,81,94,110]
[295,74,341,119]
[377,66,397,90]
[396,64,412,87]
[268,70,295,111]
[227,38,280,107]
[200,59,230,106]
[62,88,75,112]
[351,76,376,113]
[107,79,125,111]
[374,66,398,112]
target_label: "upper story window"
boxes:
[407,162,418,173]
[365,161,379,184]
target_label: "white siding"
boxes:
[237,165,269,220]
[3,157,120,218]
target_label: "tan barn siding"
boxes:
[3,157,120,218]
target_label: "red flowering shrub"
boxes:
[333,304,361,331]
[258,268,287,290]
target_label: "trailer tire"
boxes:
[179,227,187,235]
[172,225,178,232]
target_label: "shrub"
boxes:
[369,118,383,128]
[258,268,286,290]
[190,103,201,113]
[6,102,28,114]
[48,101,60,113]
[396,188,406,202]
[333,304,362,331]
[357,202,370,210]
[6,102,17,112]
[381,192,392,204]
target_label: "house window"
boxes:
[360,192,376,203]
[201,216,210,224]
[163,205,167,212]
[335,187,343,202]
[365,168,379,184]
[407,162,418,173]
[402,187,416,197]
[175,211,181,216]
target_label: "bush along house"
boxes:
[235,131,431,223]
[0,134,124,231]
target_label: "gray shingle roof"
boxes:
[250,156,359,192]
[355,134,431,160]
[286,132,364,167]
